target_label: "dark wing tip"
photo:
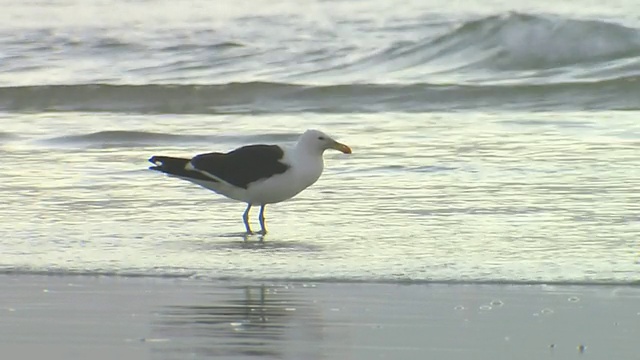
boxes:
[148,156,163,171]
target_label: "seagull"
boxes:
[148,129,352,234]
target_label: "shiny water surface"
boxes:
[1,111,638,283]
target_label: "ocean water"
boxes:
[1,0,639,284]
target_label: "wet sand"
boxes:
[1,275,638,360]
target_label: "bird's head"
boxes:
[298,129,352,154]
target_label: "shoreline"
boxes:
[2,270,638,287]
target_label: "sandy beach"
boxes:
[1,275,638,360]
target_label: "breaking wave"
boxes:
[292,12,640,83]
[1,13,640,113]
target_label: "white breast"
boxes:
[242,145,324,205]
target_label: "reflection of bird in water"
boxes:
[152,285,322,359]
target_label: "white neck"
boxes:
[290,142,325,189]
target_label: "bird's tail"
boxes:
[148,156,191,176]
[148,155,215,182]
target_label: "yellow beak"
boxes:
[332,141,352,154]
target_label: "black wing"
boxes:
[190,144,290,189]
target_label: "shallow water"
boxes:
[1,0,639,284]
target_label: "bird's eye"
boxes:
[318,136,325,140]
